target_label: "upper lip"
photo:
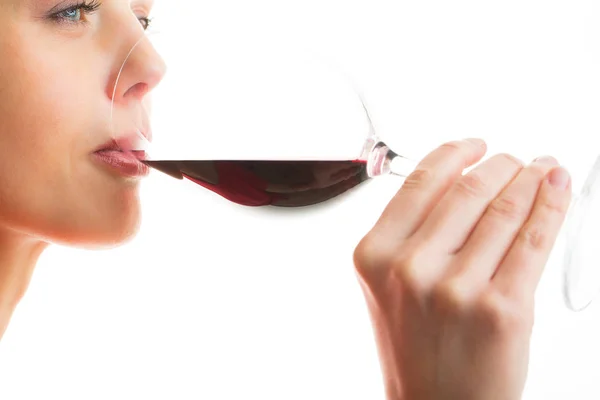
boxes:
[95,108,152,153]
[95,130,150,153]
[95,118,152,153]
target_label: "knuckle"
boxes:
[517,222,549,250]
[391,264,423,298]
[389,248,428,294]
[354,233,420,277]
[353,232,386,273]
[538,190,570,215]
[354,235,430,298]
[438,140,464,154]
[455,171,489,198]
[488,195,529,221]
[474,292,532,334]
[495,153,525,169]
[353,233,394,292]
[401,168,435,192]
[431,280,469,315]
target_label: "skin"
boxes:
[0,0,165,337]
[354,140,571,399]
[0,1,572,399]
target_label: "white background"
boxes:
[2,0,600,398]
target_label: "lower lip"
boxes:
[93,150,150,178]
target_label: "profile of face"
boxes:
[0,0,166,248]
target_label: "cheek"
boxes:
[0,47,92,198]
[0,35,141,245]
[0,36,101,155]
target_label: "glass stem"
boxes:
[361,136,417,178]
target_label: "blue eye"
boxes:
[49,1,101,25]
[49,1,151,31]
[59,8,82,22]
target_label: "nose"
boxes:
[108,33,167,104]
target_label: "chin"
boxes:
[54,219,142,250]
[44,200,143,250]
[3,176,148,250]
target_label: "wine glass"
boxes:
[561,158,600,311]
[109,23,600,312]
[109,27,416,207]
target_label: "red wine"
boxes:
[142,159,369,207]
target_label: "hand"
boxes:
[353,138,571,400]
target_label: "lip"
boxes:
[93,132,150,178]
[93,148,149,178]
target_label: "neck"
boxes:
[0,228,47,340]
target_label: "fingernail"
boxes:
[464,138,486,148]
[548,166,570,190]
[534,155,559,165]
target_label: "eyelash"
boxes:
[49,0,152,31]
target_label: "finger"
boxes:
[492,165,572,299]
[414,153,524,254]
[453,156,559,283]
[372,138,487,241]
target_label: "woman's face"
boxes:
[0,0,165,247]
